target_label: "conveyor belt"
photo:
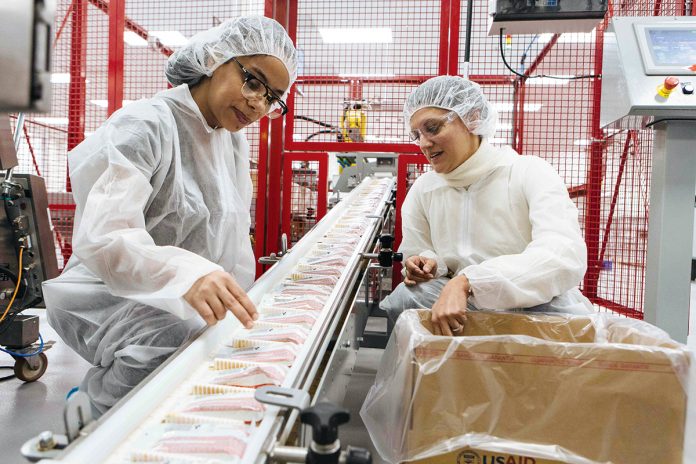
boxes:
[38,176,394,464]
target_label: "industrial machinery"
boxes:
[0,0,57,382]
[488,0,607,35]
[0,114,59,382]
[0,0,54,113]
[332,153,397,194]
[601,16,696,343]
[23,177,397,463]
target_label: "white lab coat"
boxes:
[398,140,592,313]
[42,84,256,414]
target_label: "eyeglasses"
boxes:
[230,57,288,119]
[409,111,458,146]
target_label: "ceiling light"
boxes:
[492,102,542,112]
[319,28,392,44]
[150,31,188,47]
[573,139,592,146]
[51,73,70,84]
[34,117,68,125]
[124,31,147,47]
[337,73,395,78]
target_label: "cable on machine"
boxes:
[0,246,24,324]
[499,28,601,80]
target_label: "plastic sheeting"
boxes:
[361,309,696,464]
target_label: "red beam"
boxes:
[583,25,607,299]
[589,297,643,319]
[524,34,560,77]
[438,0,451,75]
[107,0,125,116]
[567,184,587,198]
[597,131,633,268]
[67,0,87,194]
[286,141,422,153]
[254,118,270,278]
[88,0,174,57]
[448,0,461,75]
[295,75,513,86]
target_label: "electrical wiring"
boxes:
[499,29,601,80]
[0,246,24,324]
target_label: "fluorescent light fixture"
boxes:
[150,31,188,47]
[34,117,68,125]
[337,73,395,78]
[51,73,70,84]
[536,30,596,45]
[573,139,592,146]
[488,137,510,144]
[90,100,134,108]
[124,31,148,47]
[492,102,542,112]
[319,28,392,44]
[526,77,572,86]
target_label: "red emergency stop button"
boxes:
[657,76,680,99]
[664,76,680,90]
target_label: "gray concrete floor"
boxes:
[2,284,696,464]
[1,308,91,464]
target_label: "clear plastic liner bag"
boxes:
[361,309,695,464]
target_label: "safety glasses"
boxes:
[230,57,288,119]
[409,111,458,146]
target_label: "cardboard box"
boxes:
[369,310,691,464]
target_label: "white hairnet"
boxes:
[165,15,298,96]
[404,76,498,138]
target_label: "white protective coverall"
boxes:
[380,139,592,320]
[42,84,256,414]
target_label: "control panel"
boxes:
[601,17,696,129]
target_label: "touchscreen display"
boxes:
[647,29,696,66]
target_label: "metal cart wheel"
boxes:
[14,352,48,382]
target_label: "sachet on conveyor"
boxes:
[216,342,299,365]
[236,325,310,345]
[207,364,289,388]
[257,309,318,327]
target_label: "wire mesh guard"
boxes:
[6,0,693,319]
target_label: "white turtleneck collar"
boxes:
[438,139,518,188]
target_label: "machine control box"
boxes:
[488,0,607,35]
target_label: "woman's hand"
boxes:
[404,256,438,286]
[184,270,258,327]
[431,275,470,336]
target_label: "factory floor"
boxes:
[2,284,696,464]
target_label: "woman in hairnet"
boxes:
[42,16,298,416]
[380,76,592,336]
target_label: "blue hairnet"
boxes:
[165,16,298,97]
[403,76,498,138]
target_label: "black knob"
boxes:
[379,234,394,248]
[392,252,403,262]
[344,446,372,464]
[300,402,350,445]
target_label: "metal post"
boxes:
[107,0,125,116]
[643,121,696,343]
